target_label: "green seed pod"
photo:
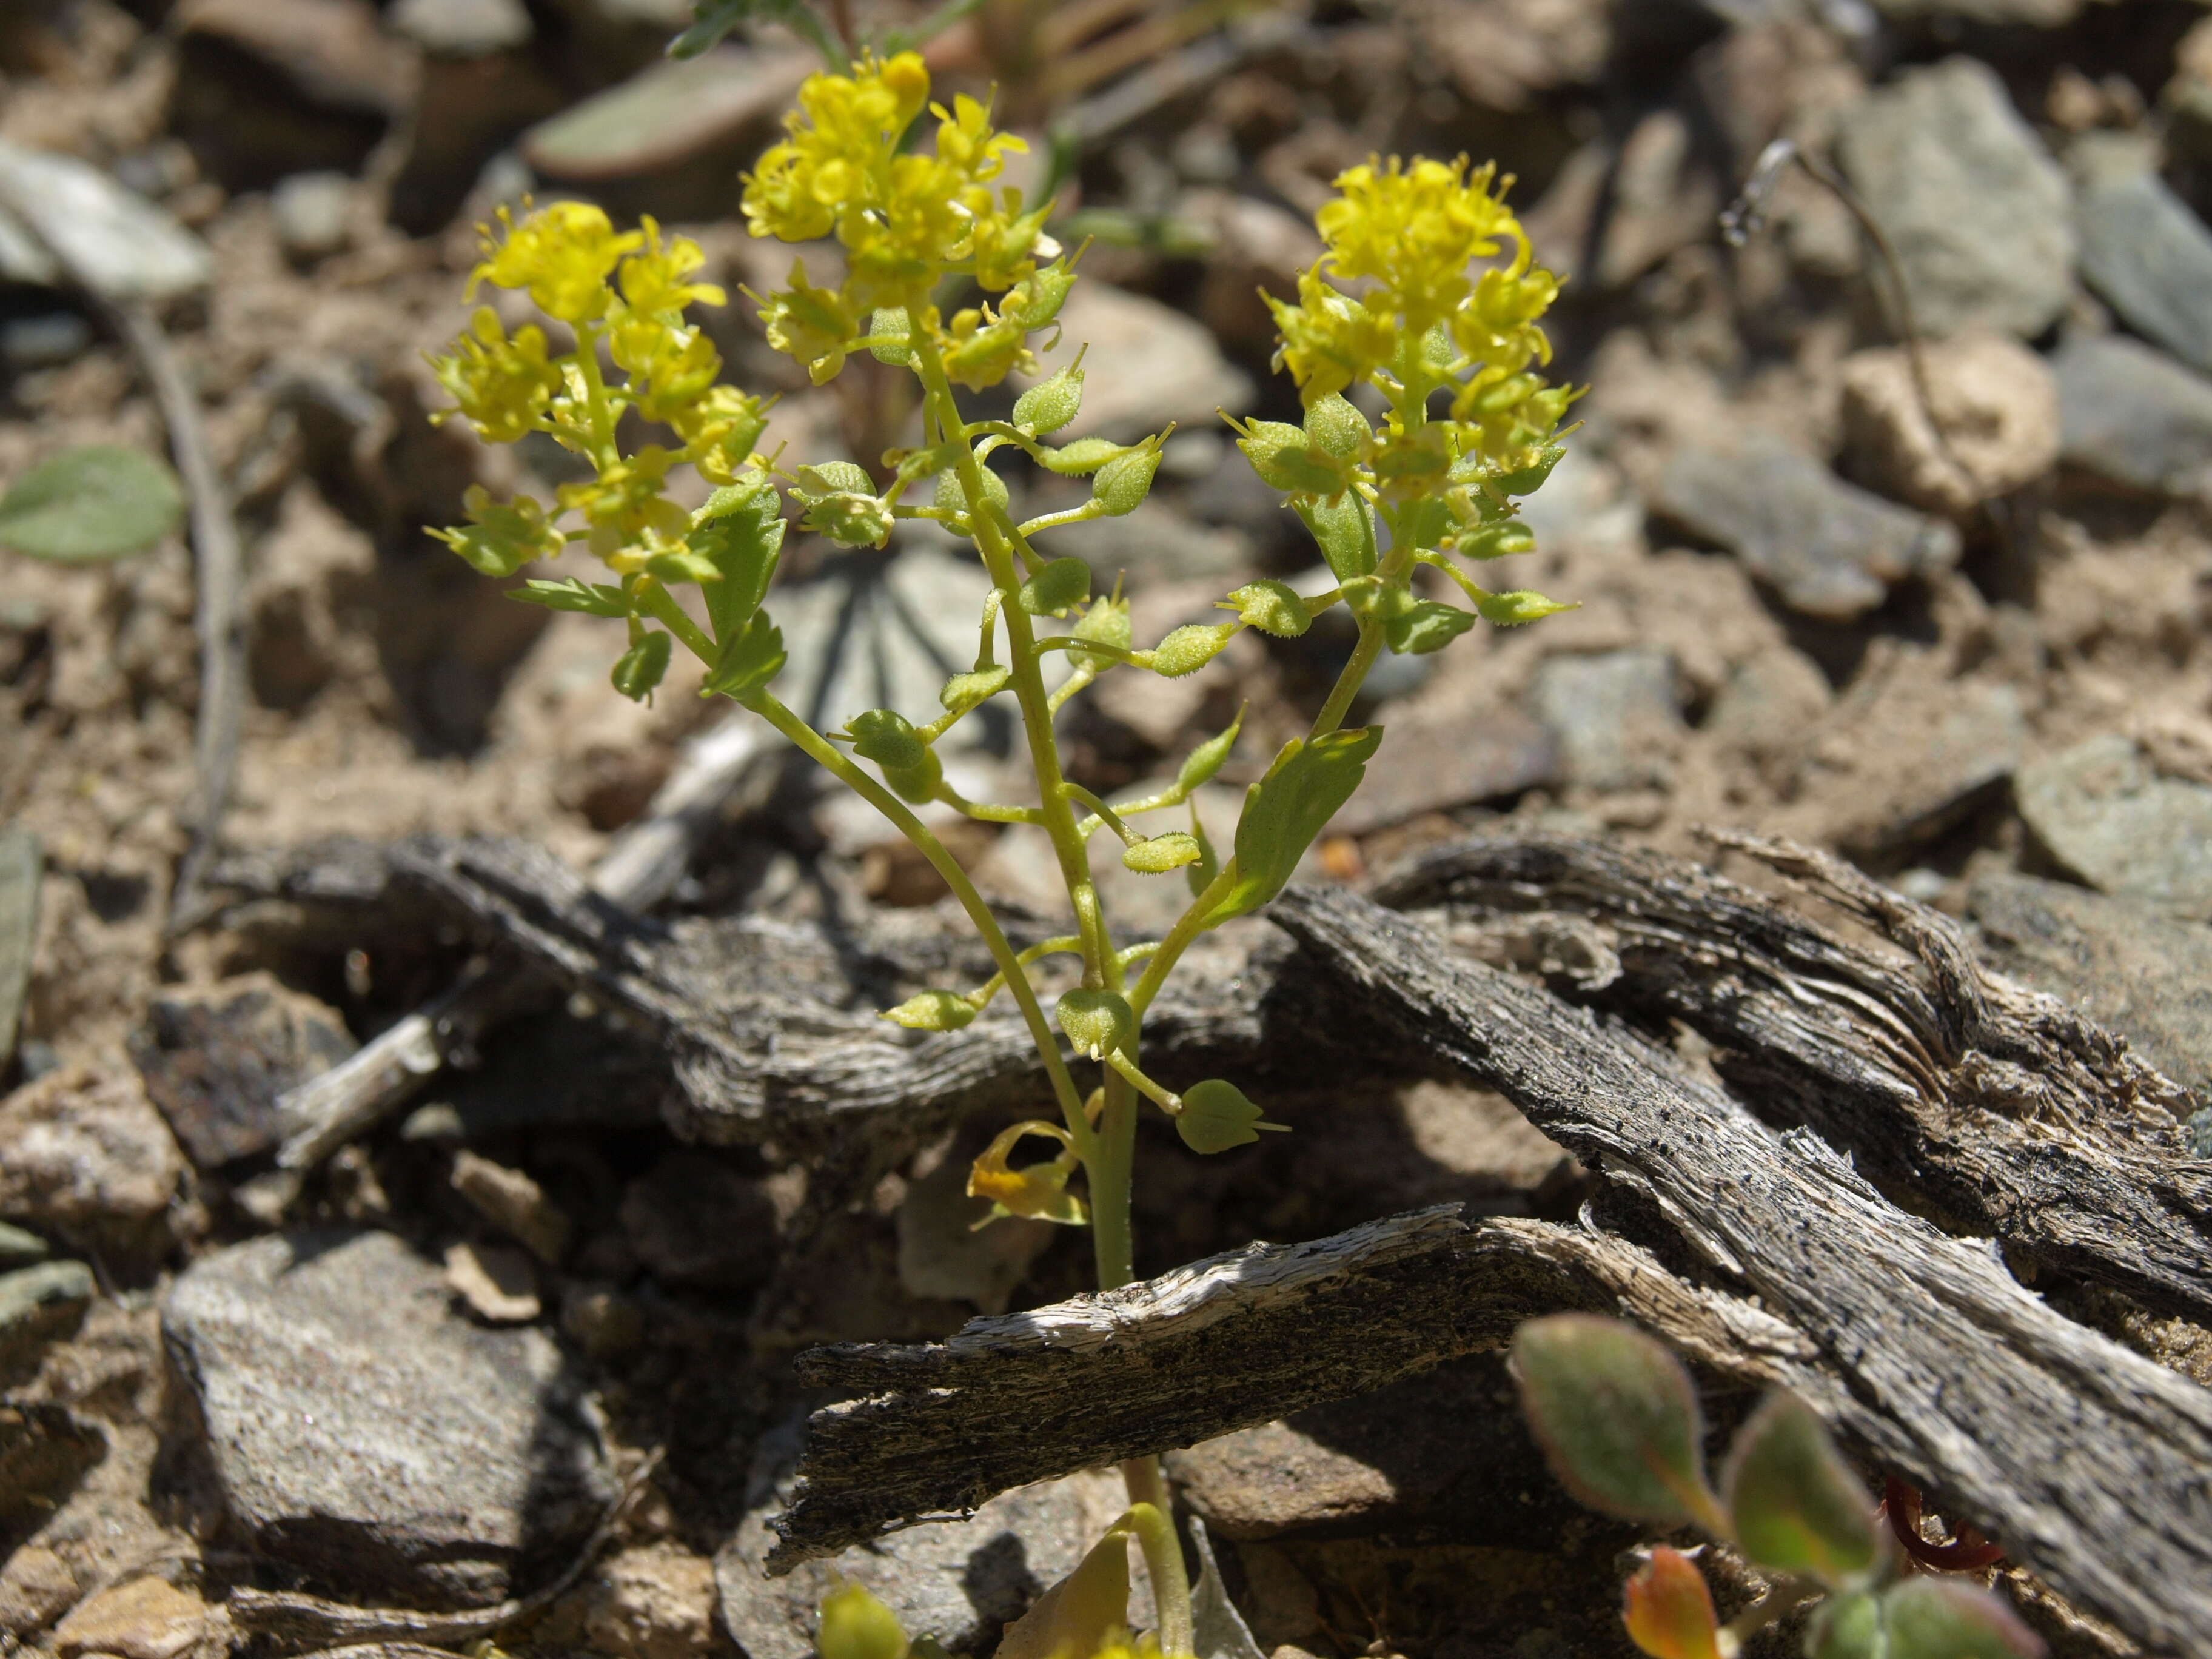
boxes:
[816,1583,909,1659]
[1013,363,1084,436]
[610,630,672,703]
[1004,258,1076,332]
[883,748,943,805]
[940,665,1010,714]
[1384,599,1478,655]
[1477,589,1574,627]
[1070,594,1132,671]
[1091,443,1161,517]
[880,990,977,1031]
[1452,518,1537,561]
[865,308,912,366]
[1302,391,1370,461]
[1177,1078,1284,1154]
[1122,831,1201,874]
[846,708,929,772]
[1225,578,1310,638]
[1149,622,1235,678]
[1055,988,1134,1059]
[796,461,872,497]
[1233,419,1342,495]
[1175,706,1243,793]
[933,463,1011,521]
[1039,437,1124,476]
[1017,556,1092,617]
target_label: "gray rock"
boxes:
[128,973,357,1167]
[1529,648,1683,792]
[521,46,809,202]
[1829,680,2026,856]
[1839,332,2061,514]
[2015,734,2212,919]
[1835,58,2074,340]
[0,1399,103,1543]
[0,825,36,1068]
[388,0,533,55]
[270,171,355,263]
[2051,331,2212,501]
[1968,873,2212,1104]
[162,1230,616,1609]
[2072,137,2212,379]
[0,312,90,369]
[718,1463,1138,1659]
[0,1066,182,1272]
[1651,441,1959,620]
[0,1261,94,1381]
[1332,706,1558,834]
[0,1221,46,1268]
[0,142,213,303]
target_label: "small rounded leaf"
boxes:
[1881,1580,2045,1659]
[1018,557,1092,617]
[816,1581,908,1659]
[1055,989,1134,1059]
[1510,1314,1718,1529]
[611,631,672,702]
[1621,1548,1722,1659]
[1122,831,1201,874]
[1013,363,1085,436]
[847,709,930,772]
[0,444,185,564]
[941,665,1010,714]
[1149,622,1235,678]
[1091,443,1161,516]
[1721,1392,1883,1587]
[1176,1078,1285,1154]
[881,991,978,1032]
[1225,579,1310,638]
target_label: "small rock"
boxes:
[388,0,533,55]
[0,1261,95,1380]
[1529,648,1683,793]
[0,825,36,1068]
[162,1229,616,1608]
[51,1578,208,1659]
[128,973,357,1168]
[0,142,214,303]
[620,1153,778,1290]
[270,171,355,263]
[1651,440,1960,620]
[1840,332,2062,514]
[583,1543,719,1659]
[0,1220,47,1267]
[1968,872,2212,1103]
[451,1150,571,1264]
[1332,707,1558,834]
[1014,280,1255,443]
[1834,57,2074,340]
[1704,648,1833,789]
[0,312,89,369]
[2015,735,2212,919]
[444,1241,541,1324]
[2071,135,2212,380]
[719,1467,1138,1659]
[1825,680,2026,856]
[0,1067,182,1270]
[2051,332,2212,500]
[0,1544,78,1638]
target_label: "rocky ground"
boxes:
[3,1,2211,1658]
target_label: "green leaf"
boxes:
[691,483,784,644]
[1384,599,1477,655]
[1185,802,1219,898]
[1176,706,1243,794]
[667,0,751,58]
[1019,557,1091,616]
[882,991,978,1032]
[1056,989,1134,1059]
[1293,494,1375,584]
[1122,831,1201,874]
[1176,1078,1285,1154]
[703,612,785,703]
[611,631,672,703]
[508,577,631,617]
[1204,726,1382,925]
[1721,1393,1883,1587]
[1806,1592,1888,1659]
[1224,579,1309,638]
[1882,1580,2044,1659]
[1620,1547,1722,1659]
[645,547,723,586]
[1510,1314,1720,1529]
[0,445,184,564]
[1477,589,1574,627]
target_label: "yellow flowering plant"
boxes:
[427,50,1574,1658]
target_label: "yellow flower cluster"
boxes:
[741,52,1059,386]
[428,202,768,583]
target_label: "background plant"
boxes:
[429,45,1572,1655]
[1511,1315,2046,1659]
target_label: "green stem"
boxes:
[1090,1068,1139,1289]
[1120,1495,1194,1659]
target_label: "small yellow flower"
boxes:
[967,1121,1087,1227]
[756,262,859,385]
[939,304,1032,391]
[618,217,725,316]
[428,307,563,443]
[428,485,565,576]
[468,201,642,323]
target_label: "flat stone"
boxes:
[719,1463,1138,1659]
[0,1262,94,1382]
[129,973,357,1167]
[1835,57,2074,340]
[162,1229,616,1609]
[389,0,533,55]
[1826,679,2026,856]
[2015,734,2212,919]
[1529,648,1683,792]
[523,46,809,180]
[1014,280,1255,444]
[0,825,36,1068]
[2051,331,2212,501]
[1840,332,2060,514]
[0,1544,79,1638]
[1968,873,2212,1102]
[0,142,213,303]
[51,1578,208,1659]
[2072,136,2212,380]
[1332,706,1558,834]
[1651,441,1959,620]
[0,1067,182,1270]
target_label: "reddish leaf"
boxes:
[1622,1547,1723,1659]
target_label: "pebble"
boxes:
[128,974,356,1168]
[50,1578,208,1659]
[0,1544,78,1638]
[0,142,213,303]
[581,1543,719,1659]
[1014,280,1256,444]
[162,1229,616,1609]
[270,171,356,263]
[0,1067,183,1271]
[1529,648,1684,793]
[0,1260,95,1379]
[0,312,91,369]
[444,1241,542,1324]
[1651,440,1960,620]
[1824,679,2026,857]
[1330,706,1559,834]
[1839,332,2061,514]
[522,46,809,189]
[388,0,534,55]
[1834,57,2074,340]
[451,1150,571,1264]
[2051,332,2212,501]
[2014,734,2212,919]
[0,825,36,1068]
[2071,135,2212,380]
